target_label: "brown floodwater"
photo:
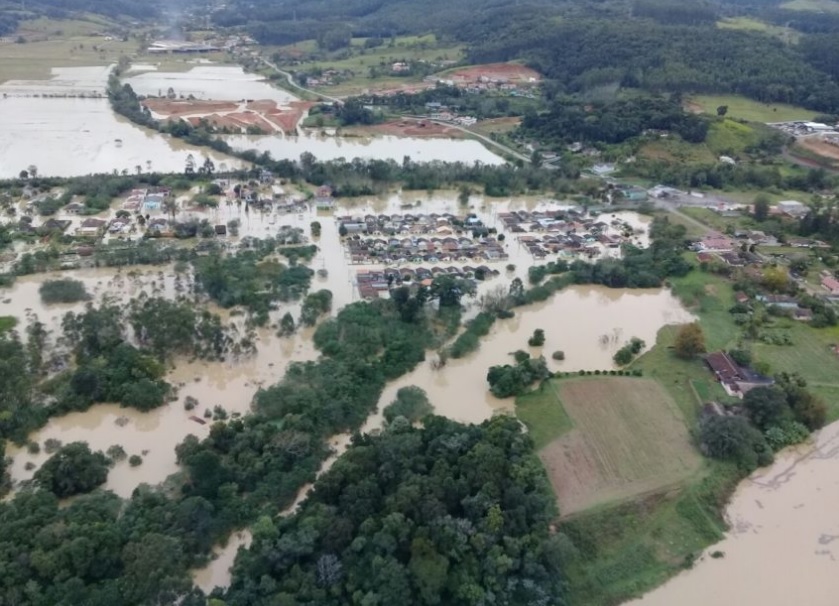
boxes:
[628,420,839,606]
[123,65,297,103]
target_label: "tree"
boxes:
[310,221,322,237]
[34,442,110,497]
[458,185,471,207]
[753,194,770,222]
[383,386,432,423]
[27,165,37,179]
[528,329,546,347]
[716,105,728,117]
[39,279,90,303]
[699,414,773,471]
[743,386,791,431]
[279,312,296,336]
[762,266,789,292]
[673,322,706,359]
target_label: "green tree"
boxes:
[34,442,110,497]
[673,322,706,359]
[743,386,791,431]
[383,386,433,423]
[753,194,770,222]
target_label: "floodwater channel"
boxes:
[630,420,839,606]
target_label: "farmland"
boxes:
[0,17,135,83]
[533,377,702,516]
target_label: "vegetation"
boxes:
[383,385,433,423]
[38,278,89,303]
[487,354,550,398]
[673,322,707,359]
[34,442,110,497]
[225,416,565,605]
[613,337,646,366]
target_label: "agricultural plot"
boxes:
[538,377,701,516]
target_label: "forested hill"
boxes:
[215,0,839,113]
[0,0,161,35]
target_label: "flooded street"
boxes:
[630,421,839,606]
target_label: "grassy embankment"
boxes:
[781,0,839,12]
[265,34,465,98]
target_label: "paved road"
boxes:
[259,56,341,103]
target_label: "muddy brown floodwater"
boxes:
[629,420,839,606]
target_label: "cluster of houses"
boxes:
[499,209,641,258]
[346,235,507,265]
[356,265,496,299]
[338,212,484,236]
[422,103,478,126]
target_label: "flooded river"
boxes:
[629,421,839,606]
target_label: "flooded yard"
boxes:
[629,420,839,606]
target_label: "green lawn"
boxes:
[689,94,815,123]
[716,17,800,42]
[268,34,465,97]
[781,0,839,12]
[0,16,136,82]
[515,380,574,449]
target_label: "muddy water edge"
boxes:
[629,421,839,606]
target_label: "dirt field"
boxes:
[446,62,541,83]
[539,377,701,517]
[349,119,465,138]
[796,136,839,166]
[141,99,314,134]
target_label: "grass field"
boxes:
[269,34,464,97]
[0,17,135,82]
[716,17,800,42]
[531,377,702,516]
[688,94,815,123]
[516,380,574,450]
[781,0,839,12]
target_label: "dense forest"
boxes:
[224,416,564,606]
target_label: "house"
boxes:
[776,200,808,218]
[794,308,814,322]
[63,202,85,214]
[214,225,227,236]
[697,233,735,252]
[39,218,71,233]
[76,218,106,237]
[822,276,839,295]
[757,294,799,309]
[705,351,774,398]
[315,197,335,210]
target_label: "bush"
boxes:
[552,350,565,361]
[106,444,127,461]
[39,279,90,304]
[128,454,143,467]
[528,329,546,347]
[513,350,530,363]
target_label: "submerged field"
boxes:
[526,377,701,516]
